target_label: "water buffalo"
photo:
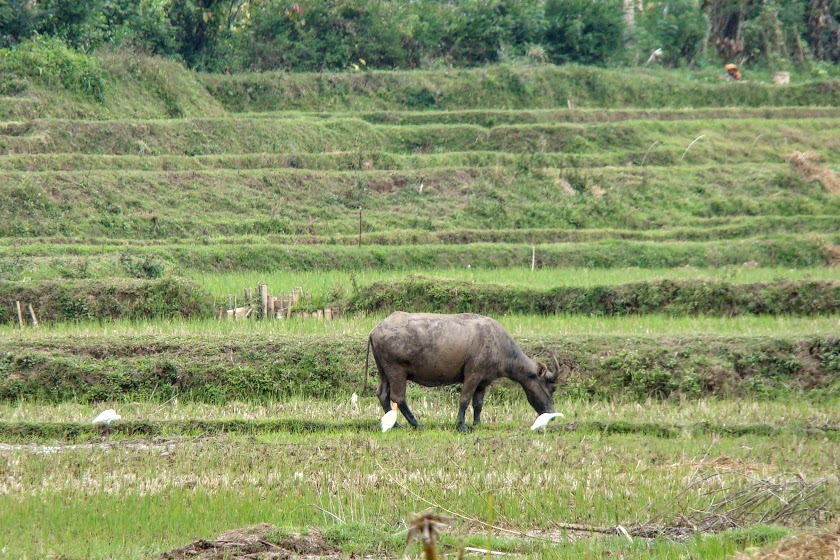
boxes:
[364,311,560,432]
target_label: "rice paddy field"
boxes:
[1,61,839,559]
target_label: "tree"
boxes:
[166,0,226,67]
[638,0,709,66]
[0,0,38,47]
[807,0,840,61]
[544,0,626,65]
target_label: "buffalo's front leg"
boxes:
[397,401,421,428]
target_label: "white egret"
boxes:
[529,412,564,431]
[381,402,399,432]
[350,392,359,408]
[92,409,121,425]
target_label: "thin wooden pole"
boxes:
[27,303,39,328]
[358,207,362,247]
[531,245,536,271]
[15,301,24,329]
[259,283,268,319]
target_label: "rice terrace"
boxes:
[1,4,840,559]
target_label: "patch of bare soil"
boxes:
[732,523,840,560]
[156,524,345,560]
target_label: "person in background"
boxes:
[725,63,742,81]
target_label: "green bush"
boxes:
[0,36,106,99]
[544,0,626,65]
[636,0,709,67]
[0,277,212,323]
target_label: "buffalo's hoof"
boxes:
[458,424,472,433]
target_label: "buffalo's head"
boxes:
[529,351,561,414]
[537,362,558,395]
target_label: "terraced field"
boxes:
[0,62,838,559]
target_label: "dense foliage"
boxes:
[0,0,838,71]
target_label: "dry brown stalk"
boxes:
[407,510,452,560]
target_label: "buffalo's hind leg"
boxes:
[387,373,421,429]
[472,382,489,426]
[376,378,391,413]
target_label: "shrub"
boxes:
[544,0,626,65]
[245,0,415,71]
[0,36,106,99]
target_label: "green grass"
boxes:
[0,396,835,559]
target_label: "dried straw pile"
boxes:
[733,523,840,560]
[787,151,840,195]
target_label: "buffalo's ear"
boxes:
[538,362,556,382]
[544,367,557,383]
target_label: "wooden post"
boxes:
[15,301,24,329]
[325,308,332,320]
[259,283,268,319]
[531,245,536,271]
[27,303,38,328]
[269,296,276,315]
[358,207,362,248]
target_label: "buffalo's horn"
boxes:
[549,349,562,381]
